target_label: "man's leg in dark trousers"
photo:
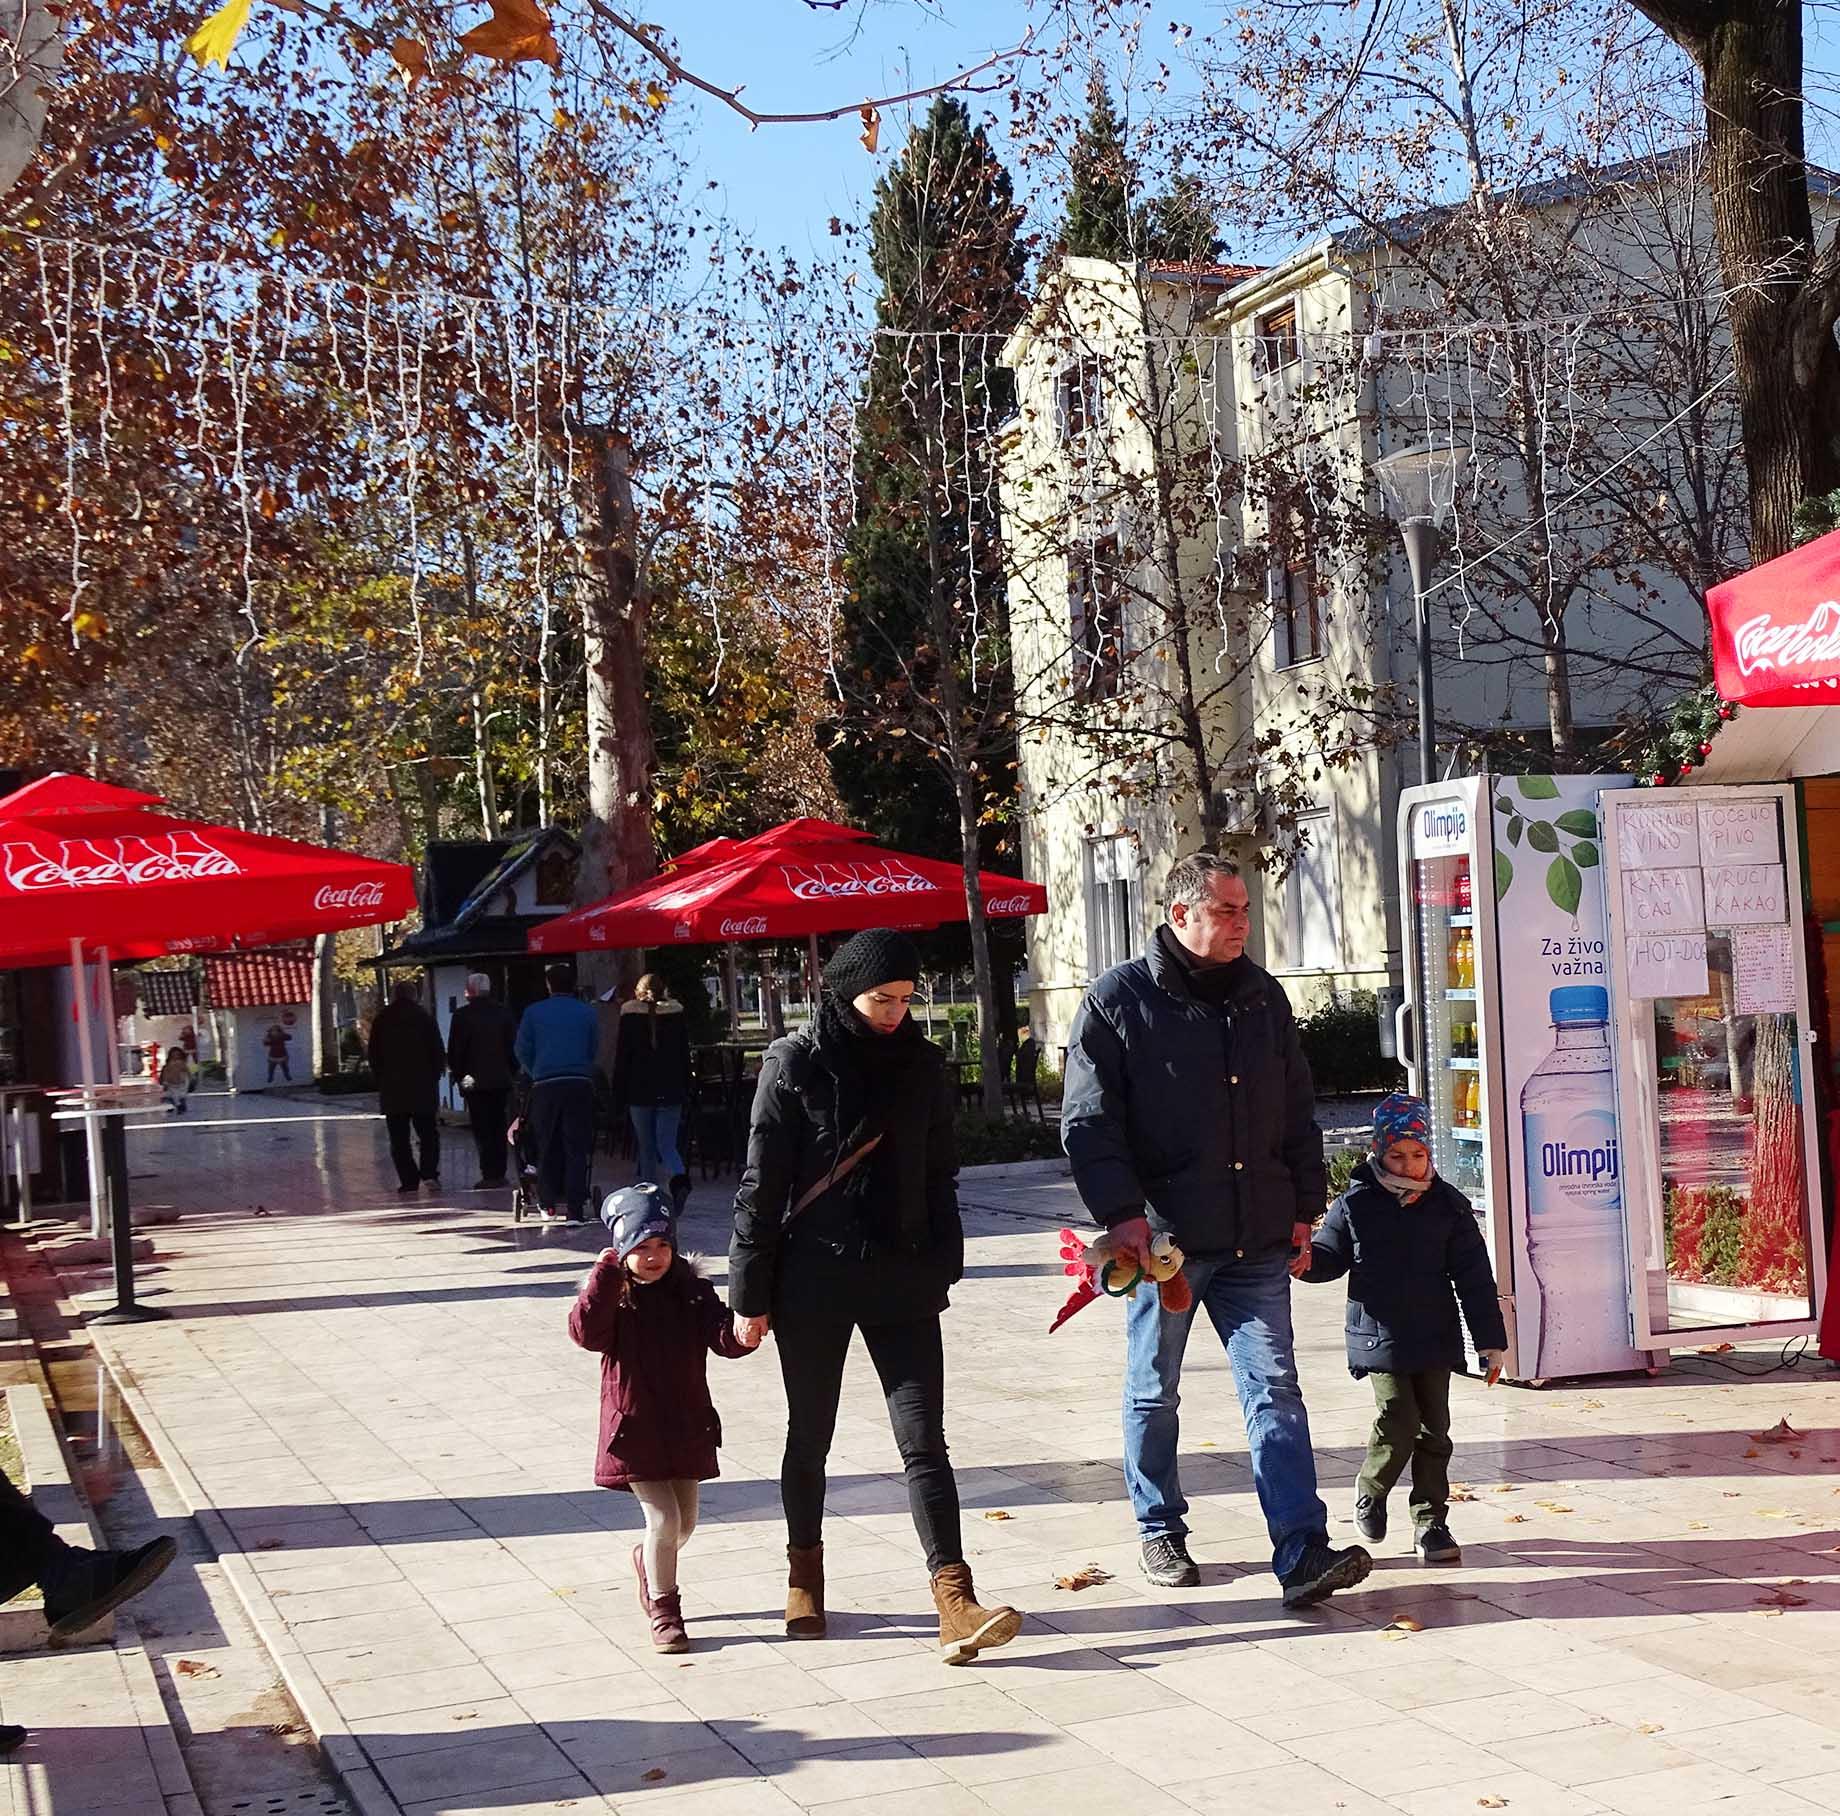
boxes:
[413,1111,440,1183]
[385,1114,420,1189]
[470,1088,510,1183]
[0,1472,71,1602]
[531,1083,567,1211]
[558,1080,594,1216]
[1403,1368,1454,1533]
[1356,1371,1421,1512]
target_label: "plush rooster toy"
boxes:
[1049,1227,1191,1333]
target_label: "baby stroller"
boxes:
[508,1082,542,1223]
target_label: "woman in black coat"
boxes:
[729,928,1021,1666]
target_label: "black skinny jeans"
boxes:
[775,1308,962,1574]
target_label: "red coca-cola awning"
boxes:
[1709,526,1840,708]
[0,774,418,968]
[529,820,1046,953]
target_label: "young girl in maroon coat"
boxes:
[569,1183,753,1652]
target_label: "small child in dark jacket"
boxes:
[1295,1094,1508,1566]
[569,1184,754,1654]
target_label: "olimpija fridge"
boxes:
[1398,773,1652,1382]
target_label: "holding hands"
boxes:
[734,1313,769,1351]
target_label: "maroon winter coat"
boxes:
[568,1253,750,1489]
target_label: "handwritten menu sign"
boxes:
[1621,866,1705,933]
[1616,803,1700,869]
[1704,863,1787,926]
[1625,932,1710,1000]
[1698,800,1780,867]
[1733,924,1796,1014]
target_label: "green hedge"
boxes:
[955,1110,1063,1166]
[1298,991,1405,1096]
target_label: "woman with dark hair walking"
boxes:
[729,928,1022,1666]
[612,972,694,1213]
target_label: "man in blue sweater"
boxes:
[515,963,601,1221]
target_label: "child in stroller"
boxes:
[508,1080,543,1222]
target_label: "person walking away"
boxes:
[1061,850,1370,1610]
[447,972,519,1189]
[730,928,1022,1665]
[0,1474,178,1753]
[159,1044,191,1115]
[367,982,447,1195]
[263,1020,292,1083]
[1296,1094,1507,1565]
[516,963,601,1222]
[569,1185,753,1652]
[613,973,694,1213]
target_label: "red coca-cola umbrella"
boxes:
[529,819,1045,953]
[0,773,416,968]
[1709,526,1840,708]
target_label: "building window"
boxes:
[1254,300,1300,375]
[1070,533,1128,701]
[1285,811,1342,972]
[1056,359,1107,444]
[1085,835,1142,976]
[1271,555,1324,667]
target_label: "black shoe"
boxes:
[1139,1535,1201,1589]
[1354,1494,1387,1544]
[0,1723,24,1755]
[1280,1543,1372,1610]
[395,1183,419,1196]
[1417,1523,1461,1565]
[43,1536,178,1639]
[472,1178,508,1191]
[670,1173,692,1215]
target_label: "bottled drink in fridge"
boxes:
[1520,985,1625,1375]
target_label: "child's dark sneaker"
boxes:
[1354,1494,1387,1543]
[1140,1535,1201,1588]
[649,1589,688,1653]
[1280,1542,1372,1609]
[1417,1524,1461,1565]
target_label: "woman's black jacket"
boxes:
[728,1019,963,1322]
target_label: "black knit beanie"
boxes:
[822,928,923,1001]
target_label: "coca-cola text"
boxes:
[3,834,243,892]
[313,881,387,912]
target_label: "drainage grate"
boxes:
[228,1795,354,1815]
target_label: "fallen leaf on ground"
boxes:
[1722,1492,1742,1499]
[1753,1419,1805,1444]
[175,1659,219,1678]
[1504,1514,1528,1523]
[1477,1799,1509,1810]
[1450,1486,1477,1502]
[1383,1614,1424,1633]
[1687,1521,1710,1531]
[1055,1566,1112,1592]
[1536,1502,1574,1514]
[256,1538,286,1550]
[1699,1342,1735,1353]
[1743,1448,1762,1459]
[983,1511,1013,1522]
[1760,1509,1793,1519]
[1761,1607,1786,1617]
[1636,1721,1664,1734]
[1198,1441,1217,1449]
[642,1767,667,1783]
[1490,1484,1518,1494]
[1757,1588,1810,1607]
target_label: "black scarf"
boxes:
[812,988,927,1207]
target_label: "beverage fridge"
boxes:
[1397,773,1651,1381]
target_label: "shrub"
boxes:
[317,1069,377,1096]
[1664,1183,1744,1286]
[955,1110,1063,1167]
[1326,1145,1364,1203]
[1297,990,1405,1096]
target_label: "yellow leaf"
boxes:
[183,0,254,71]
[983,1510,1012,1522]
[643,80,667,109]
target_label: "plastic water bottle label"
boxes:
[1523,1105,1621,1216]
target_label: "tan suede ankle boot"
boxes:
[930,1562,1022,1665]
[785,1543,826,1639]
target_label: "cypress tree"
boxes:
[1060,73,1138,259]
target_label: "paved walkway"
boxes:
[37,1103,1840,1815]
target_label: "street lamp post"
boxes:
[1376,441,1460,787]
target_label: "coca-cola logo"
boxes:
[779,860,934,902]
[2,833,243,892]
[985,895,1032,915]
[313,881,387,912]
[1733,602,1840,682]
[719,916,769,937]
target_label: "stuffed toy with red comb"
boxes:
[1049,1227,1192,1333]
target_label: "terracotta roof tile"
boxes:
[203,950,313,1009]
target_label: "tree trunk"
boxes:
[311,803,339,1080]
[1744,1012,1806,1294]
[577,424,656,1021]
[1635,0,1840,562]
[0,0,62,201]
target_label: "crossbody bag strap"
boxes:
[788,1133,883,1221]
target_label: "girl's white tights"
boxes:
[631,1478,699,1596]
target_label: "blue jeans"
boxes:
[629,1103,685,1188]
[1123,1251,1328,1581]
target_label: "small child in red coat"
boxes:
[569,1184,753,1653]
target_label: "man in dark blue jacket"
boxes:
[514,963,601,1221]
[1062,851,1370,1610]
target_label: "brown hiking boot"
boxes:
[930,1562,1022,1665]
[649,1588,688,1654]
[785,1543,826,1639]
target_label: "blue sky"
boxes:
[665,1,1840,269]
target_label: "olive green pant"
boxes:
[1356,1368,1453,1531]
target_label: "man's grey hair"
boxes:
[1165,851,1242,914]
[465,973,492,997]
